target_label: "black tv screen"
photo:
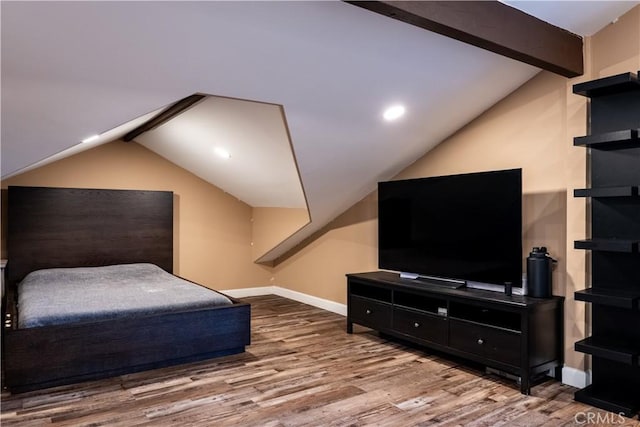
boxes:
[378,169,522,287]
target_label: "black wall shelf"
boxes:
[574,186,638,198]
[574,129,639,149]
[575,288,639,309]
[575,337,638,366]
[572,71,640,417]
[574,239,639,253]
[573,71,640,97]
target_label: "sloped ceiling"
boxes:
[1,1,637,262]
[136,96,307,209]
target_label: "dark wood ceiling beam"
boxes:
[346,1,583,78]
[123,94,206,142]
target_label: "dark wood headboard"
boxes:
[6,186,173,286]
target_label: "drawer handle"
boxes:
[477,338,484,345]
[366,309,372,315]
[414,322,420,328]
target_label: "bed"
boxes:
[2,186,251,393]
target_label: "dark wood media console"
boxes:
[346,271,564,394]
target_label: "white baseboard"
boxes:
[272,287,347,316]
[562,366,590,389]
[221,286,347,316]
[222,286,277,298]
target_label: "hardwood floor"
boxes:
[2,295,638,426]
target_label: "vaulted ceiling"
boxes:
[2,1,638,262]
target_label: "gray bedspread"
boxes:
[18,263,233,328]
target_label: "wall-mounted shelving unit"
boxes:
[572,71,640,417]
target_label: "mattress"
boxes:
[18,263,233,328]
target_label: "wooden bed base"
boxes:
[3,297,250,392]
[2,186,251,392]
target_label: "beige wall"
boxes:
[272,5,640,371]
[1,141,272,290]
[251,207,309,263]
[274,192,379,303]
[590,6,640,78]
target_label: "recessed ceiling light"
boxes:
[81,134,100,143]
[213,147,231,159]
[383,105,406,121]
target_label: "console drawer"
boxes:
[349,296,391,330]
[393,307,448,345]
[449,319,521,367]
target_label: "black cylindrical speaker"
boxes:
[527,247,553,298]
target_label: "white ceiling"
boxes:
[137,96,306,209]
[2,1,637,261]
[503,1,638,36]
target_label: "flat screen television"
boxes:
[378,168,522,289]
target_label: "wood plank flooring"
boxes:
[2,295,638,426]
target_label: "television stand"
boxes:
[346,271,564,394]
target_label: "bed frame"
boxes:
[2,186,251,392]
